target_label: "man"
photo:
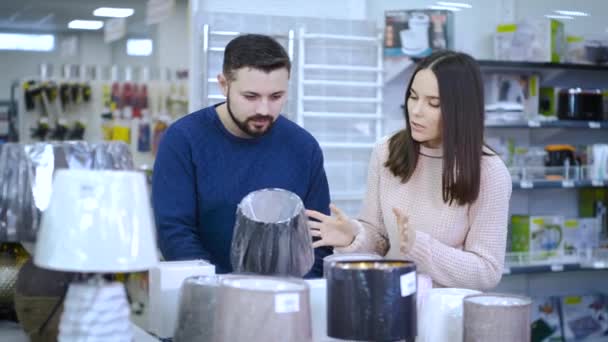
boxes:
[152,34,332,277]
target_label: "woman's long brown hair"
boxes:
[385,50,486,206]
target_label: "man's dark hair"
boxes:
[222,34,291,81]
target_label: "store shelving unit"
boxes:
[296,27,383,215]
[481,61,608,295]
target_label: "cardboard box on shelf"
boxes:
[494,19,566,62]
[560,295,608,341]
[484,73,540,116]
[530,216,565,254]
[384,9,453,58]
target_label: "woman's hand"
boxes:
[306,204,357,248]
[393,207,415,254]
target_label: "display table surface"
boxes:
[0,319,159,342]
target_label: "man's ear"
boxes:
[218,74,228,97]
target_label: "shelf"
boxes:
[478,60,608,72]
[503,249,608,275]
[486,120,608,129]
[512,179,606,190]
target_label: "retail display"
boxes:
[231,188,314,277]
[494,19,565,62]
[417,288,481,342]
[326,260,417,341]
[0,141,133,242]
[33,169,158,341]
[214,276,311,342]
[384,10,453,58]
[463,293,532,342]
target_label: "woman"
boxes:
[307,50,512,290]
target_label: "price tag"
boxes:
[588,122,601,129]
[592,180,605,187]
[275,293,300,314]
[550,264,564,272]
[520,180,534,189]
[528,120,541,128]
[400,272,417,297]
[562,180,575,188]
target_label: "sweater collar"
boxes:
[419,144,443,158]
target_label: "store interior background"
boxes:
[1,1,608,340]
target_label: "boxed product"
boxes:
[531,296,563,342]
[494,19,566,62]
[563,218,600,255]
[530,216,564,254]
[384,9,454,58]
[560,295,608,340]
[484,73,540,116]
[539,87,559,117]
[510,215,531,252]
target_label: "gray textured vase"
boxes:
[231,188,314,277]
[173,275,223,342]
[214,275,312,342]
[463,293,532,342]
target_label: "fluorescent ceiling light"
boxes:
[428,5,462,11]
[93,7,134,18]
[127,39,153,56]
[0,33,54,51]
[545,14,574,20]
[437,2,472,8]
[68,20,104,30]
[554,10,589,17]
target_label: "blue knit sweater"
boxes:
[152,104,332,277]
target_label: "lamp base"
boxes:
[58,280,132,342]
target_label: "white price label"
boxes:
[520,180,534,189]
[562,180,575,188]
[592,180,605,187]
[550,264,564,272]
[400,272,417,297]
[275,293,300,314]
[588,122,601,129]
[528,120,541,128]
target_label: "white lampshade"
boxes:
[34,169,159,272]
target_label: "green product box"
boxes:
[510,215,530,252]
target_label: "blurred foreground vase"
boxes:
[463,293,532,342]
[231,188,314,277]
[214,276,312,342]
[327,260,417,341]
[418,288,481,342]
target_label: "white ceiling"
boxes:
[0,0,151,34]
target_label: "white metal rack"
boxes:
[296,28,384,212]
[199,25,295,108]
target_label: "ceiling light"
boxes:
[428,5,462,11]
[554,10,589,17]
[545,14,574,20]
[93,7,134,18]
[68,20,104,30]
[436,2,472,8]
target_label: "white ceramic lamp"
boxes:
[34,169,159,342]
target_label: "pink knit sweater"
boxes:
[337,139,512,290]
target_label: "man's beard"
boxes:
[226,95,275,138]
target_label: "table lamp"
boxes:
[33,169,159,341]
